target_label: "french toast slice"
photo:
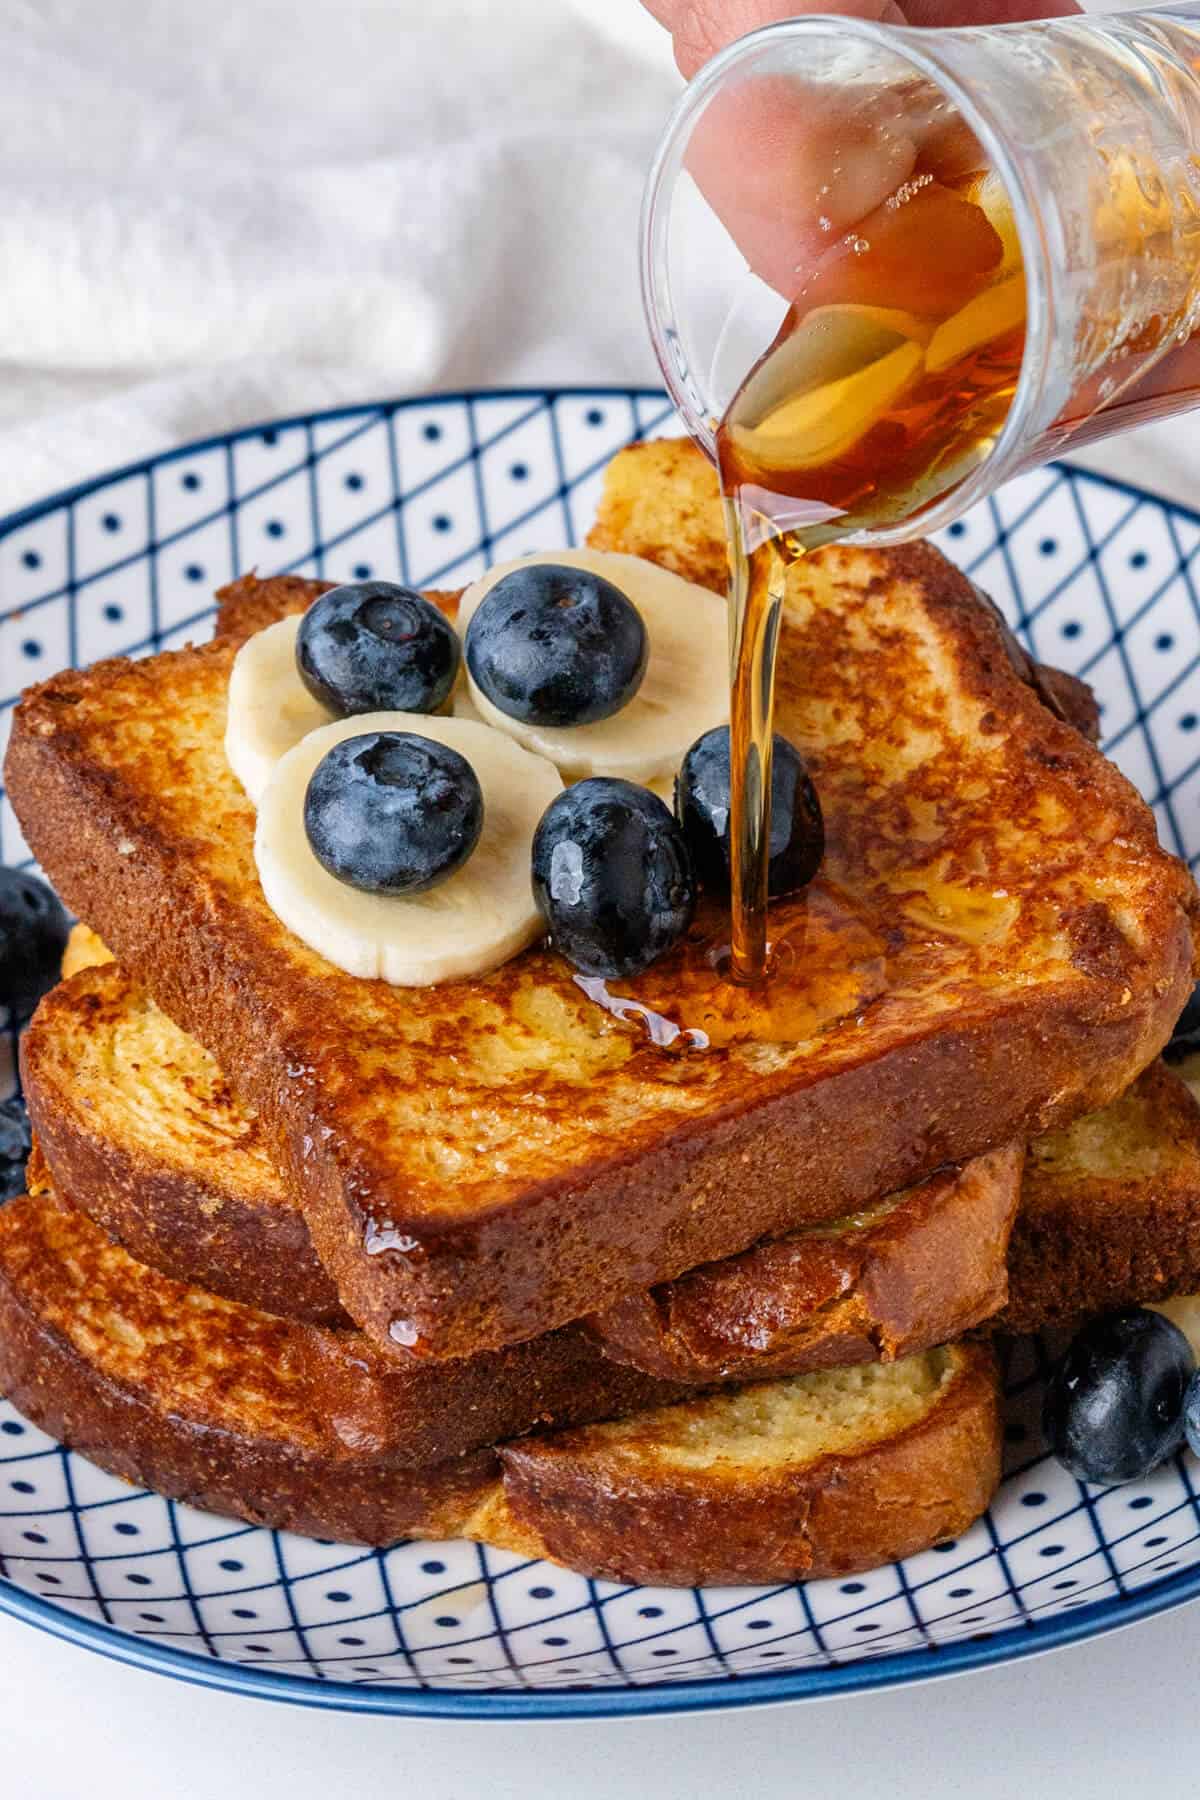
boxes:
[25,950,345,1326]
[8,447,1196,1360]
[34,944,1200,1382]
[0,1187,501,1545]
[482,1339,1001,1586]
[591,1059,1200,1375]
[588,1149,1023,1381]
[13,1162,685,1468]
[24,954,1021,1368]
[1002,1052,1200,1333]
[29,949,1200,1382]
[0,1185,999,1576]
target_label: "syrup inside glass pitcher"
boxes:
[712,82,1200,983]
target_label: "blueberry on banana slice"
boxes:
[256,713,561,985]
[1043,1308,1194,1484]
[466,562,648,728]
[675,726,824,898]
[297,582,460,716]
[455,550,728,785]
[532,779,696,979]
[227,616,338,804]
[305,731,483,895]
[0,867,70,1019]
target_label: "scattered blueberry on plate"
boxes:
[305,731,484,895]
[297,582,460,716]
[0,1096,32,1203]
[532,778,696,979]
[1183,1365,1200,1460]
[466,564,648,726]
[1043,1307,1195,1484]
[1164,982,1200,1064]
[0,867,70,1019]
[675,725,824,898]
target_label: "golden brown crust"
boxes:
[589,1147,1023,1382]
[29,957,1023,1376]
[30,1086,342,1324]
[1002,1059,1200,1333]
[0,1286,501,1546]
[7,446,1196,1360]
[0,1189,999,1577]
[496,1342,1002,1586]
[0,1187,686,1476]
[22,964,347,1326]
[211,571,334,642]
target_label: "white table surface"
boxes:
[4,1596,1199,1798]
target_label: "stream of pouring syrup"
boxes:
[712,115,1200,986]
[715,162,1029,983]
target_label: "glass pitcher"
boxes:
[641,4,1200,546]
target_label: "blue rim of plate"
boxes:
[1,386,1198,1719]
[4,1555,1200,1718]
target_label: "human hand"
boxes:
[644,0,1081,81]
[641,0,1080,298]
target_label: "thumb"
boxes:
[662,2,924,298]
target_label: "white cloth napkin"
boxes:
[0,0,1193,520]
[0,0,677,516]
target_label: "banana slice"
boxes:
[255,713,562,985]
[226,614,334,805]
[455,550,728,785]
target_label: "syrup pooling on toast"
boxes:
[717,153,1028,985]
[570,883,888,1053]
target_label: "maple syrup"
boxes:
[710,108,1200,986]
[716,161,1029,983]
[617,885,889,1052]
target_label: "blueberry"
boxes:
[304,732,483,895]
[1164,982,1200,1064]
[675,726,823,898]
[0,1097,32,1202]
[1043,1308,1194,1485]
[465,564,647,727]
[296,583,459,717]
[531,779,695,978]
[0,868,70,1018]
[1183,1368,1200,1460]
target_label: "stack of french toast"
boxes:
[3,438,1200,1588]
